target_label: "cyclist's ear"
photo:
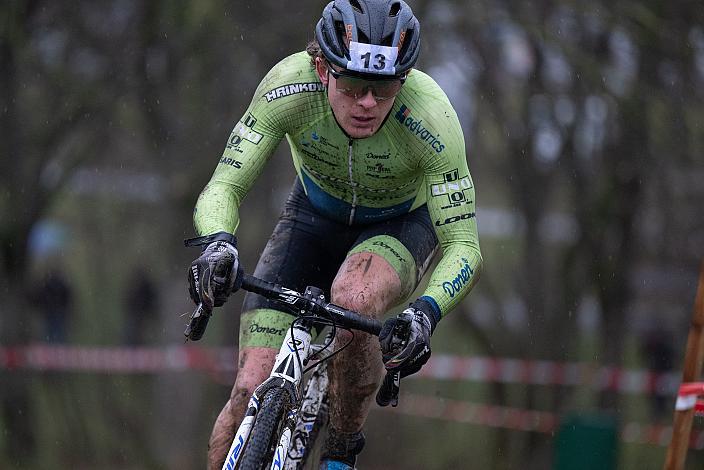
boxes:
[315,57,329,87]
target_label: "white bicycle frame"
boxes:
[211,276,386,470]
[222,322,327,470]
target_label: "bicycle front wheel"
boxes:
[239,387,291,470]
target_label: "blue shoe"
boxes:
[320,428,363,470]
[319,460,354,470]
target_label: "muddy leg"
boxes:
[207,347,277,470]
[327,252,403,432]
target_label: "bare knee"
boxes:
[331,252,403,316]
[228,383,252,418]
[227,347,277,419]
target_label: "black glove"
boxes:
[379,299,437,378]
[187,239,241,309]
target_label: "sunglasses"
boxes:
[327,63,406,102]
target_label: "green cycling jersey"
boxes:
[194,51,482,317]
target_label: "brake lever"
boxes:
[391,311,413,351]
[184,302,213,342]
[376,312,413,407]
[376,370,401,407]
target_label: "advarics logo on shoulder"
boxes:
[395,104,445,153]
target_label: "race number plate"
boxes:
[346,41,398,75]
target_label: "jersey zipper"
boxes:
[347,139,357,225]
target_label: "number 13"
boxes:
[361,52,387,70]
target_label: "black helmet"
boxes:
[315,0,420,77]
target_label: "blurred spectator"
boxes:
[640,327,675,419]
[35,268,73,343]
[122,267,159,345]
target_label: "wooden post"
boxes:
[664,260,704,470]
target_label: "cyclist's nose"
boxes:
[357,89,377,108]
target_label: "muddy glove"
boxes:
[186,232,242,309]
[379,298,437,378]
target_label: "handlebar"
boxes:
[183,273,400,406]
[240,274,383,335]
[241,274,399,406]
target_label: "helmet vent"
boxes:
[334,20,347,40]
[398,29,413,58]
[389,2,401,17]
[349,0,364,14]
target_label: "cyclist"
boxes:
[186,1,482,468]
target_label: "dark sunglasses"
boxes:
[327,63,406,101]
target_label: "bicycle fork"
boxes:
[222,395,260,470]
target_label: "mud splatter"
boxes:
[362,256,372,275]
[238,349,248,369]
[327,253,401,432]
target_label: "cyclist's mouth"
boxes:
[351,116,375,125]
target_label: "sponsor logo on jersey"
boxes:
[226,113,263,151]
[435,212,476,226]
[301,130,333,146]
[300,148,338,167]
[300,131,340,167]
[430,169,473,207]
[442,258,474,298]
[365,151,391,160]
[394,104,445,153]
[366,163,391,174]
[219,157,242,168]
[264,82,325,102]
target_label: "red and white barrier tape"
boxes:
[676,382,704,412]
[0,344,235,376]
[416,355,680,396]
[383,393,704,449]
[0,344,680,395]
[2,344,700,448]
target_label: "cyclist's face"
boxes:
[315,58,398,139]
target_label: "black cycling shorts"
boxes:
[239,177,438,349]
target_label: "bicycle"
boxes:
[184,273,410,470]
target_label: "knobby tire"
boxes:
[239,387,290,470]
